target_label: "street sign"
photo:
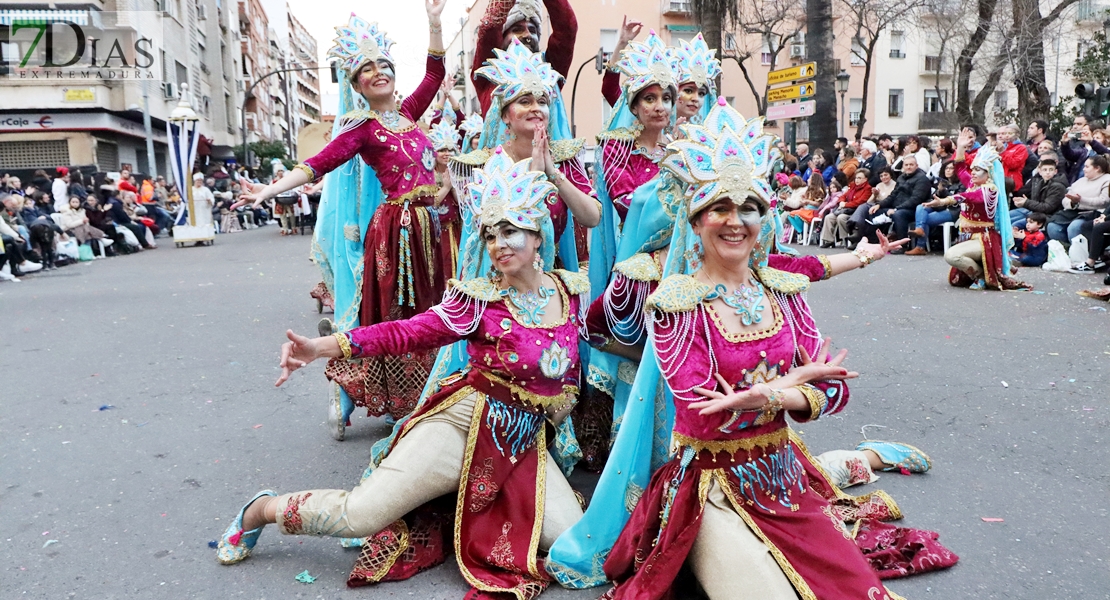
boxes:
[766,100,816,121]
[767,62,817,85]
[767,82,816,103]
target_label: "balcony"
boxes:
[889,49,905,59]
[663,0,692,15]
[920,55,952,76]
[918,111,958,133]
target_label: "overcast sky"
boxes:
[282,0,472,112]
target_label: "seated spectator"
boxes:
[1022,120,1050,183]
[1011,159,1066,229]
[1049,155,1110,244]
[928,138,954,180]
[52,167,70,211]
[68,171,89,204]
[906,160,965,255]
[858,139,888,186]
[121,190,159,241]
[891,135,932,174]
[98,186,153,251]
[782,175,807,209]
[0,193,42,274]
[58,195,108,250]
[1070,206,1110,273]
[821,168,872,247]
[801,149,837,185]
[1060,114,1108,183]
[84,194,126,255]
[860,155,932,246]
[20,191,67,269]
[847,167,896,241]
[29,169,51,193]
[837,145,859,179]
[1010,212,1050,267]
[786,172,827,237]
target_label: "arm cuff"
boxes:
[796,384,828,422]
[816,255,833,280]
[293,163,316,181]
[333,332,352,360]
[428,49,447,58]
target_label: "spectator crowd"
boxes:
[0,164,319,283]
[770,117,1110,286]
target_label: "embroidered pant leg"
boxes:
[944,239,983,276]
[539,450,585,551]
[689,479,799,600]
[813,449,877,489]
[273,393,477,537]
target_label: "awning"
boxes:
[664,25,699,32]
[0,10,90,26]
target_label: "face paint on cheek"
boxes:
[737,209,763,227]
[378,63,395,80]
[498,228,529,252]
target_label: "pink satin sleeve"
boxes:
[344,292,479,358]
[400,54,447,122]
[766,254,828,282]
[303,123,368,177]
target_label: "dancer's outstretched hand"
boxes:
[856,230,907,261]
[690,374,771,415]
[785,337,858,386]
[276,329,318,387]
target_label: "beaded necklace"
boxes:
[710,279,766,327]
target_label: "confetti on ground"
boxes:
[1031,290,1046,294]
[41,531,49,536]
[295,570,316,584]
[981,518,1005,522]
[207,541,218,549]
[252,424,263,429]
[97,405,114,411]
[42,540,58,548]
[1048,353,1059,356]
[1083,407,1096,411]
[1069,379,1076,383]
[1001,381,1009,388]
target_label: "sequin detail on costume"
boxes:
[281,492,313,534]
[729,444,805,513]
[539,342,571,379]
[485,398,544,460]
[712,281,766,326]
[468,457,501,513]
[503,285,555,325]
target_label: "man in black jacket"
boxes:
[1011,159,1067,228]
[858,140,888,187]
[860,155,931,244]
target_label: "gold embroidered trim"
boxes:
[645,274,712,313]
[816,255,833,281]
[597,124,642,142]
[552,268,590,295]
[340,109,419,134]
[714,470,819,600]
[343,224,361,242]
[448,277,502,302]
[385,184,438,205]
[334,332,352,360]
[479,370,578,409]
[787,429,904,520]
[428,49,446,58]
[550,138,586,162]
[293,163,316,181]
[362,519,410,581]
[451,148,493,167]
[754,266,811,294]
[794,384,827,422]
[527,423,547,578]
[672,428,788,457]
[613,252,662,283]
[705,296,783,343]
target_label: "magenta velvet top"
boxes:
[599,139,660,221]
[342,270,589,402]
[302,54,446,205]
[648,255,846,444]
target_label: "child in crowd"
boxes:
[1011,212,1049,267]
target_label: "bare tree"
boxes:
[1009,0,1085,123]
[954,0,1001,124]
[691,0,742,69]
[722,0,806,116]
[839,0,927,141]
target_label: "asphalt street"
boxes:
[2,228,1107,599]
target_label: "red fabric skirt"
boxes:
[604,433,957,599]
[947,228,1029,290]
[347,371,556,599]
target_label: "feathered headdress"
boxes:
[673,33,721,93]
[428,119,461,151]
[970,143,1001,177]
[327,14,395,82]
[662,98,778,216]
[461,113,484,137]
[503,0,543,34]
[615,30,679,99]
[468,147,555,232]
[476,38,562,106]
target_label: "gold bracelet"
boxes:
[851,248,874,268]
[760,388,785,421]
[548,170,565,186]
[333,332,352,360]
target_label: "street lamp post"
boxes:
[570,49,607,138]
[836,69,851,138]
[240,65,325,169]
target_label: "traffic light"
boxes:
[1075,83,1110,117]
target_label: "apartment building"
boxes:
[0,0,241,180]
[239,0,274,148]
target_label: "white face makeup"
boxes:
[485,223,529,252]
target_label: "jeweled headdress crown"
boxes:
[970,143,1001,175]
[662,99,778,215]
[428,119,461,151]
[616,30,679,99]
[503,0,543,34]
[328,14,395,81]
[468,147,555,232]
[476,38,562,106]
[674,33,721,93]
[461,114,484,137]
